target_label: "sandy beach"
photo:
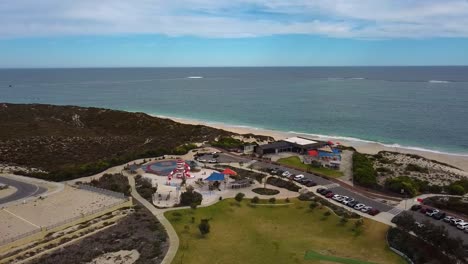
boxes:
[158,115,468,172]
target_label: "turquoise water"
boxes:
[1,67,468,154]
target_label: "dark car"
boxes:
[347,200,359,208]
[316,188,326,194]
[322,190,332,196]
[368,208,380,216]
[410,204,422,211]
[419,207,429,214]
[325,192,335,198]
[433,212,446,220]
[305,181,317,187]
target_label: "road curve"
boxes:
[0,176,47,205]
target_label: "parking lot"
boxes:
[251,161,394,213]
[408,209,468,245]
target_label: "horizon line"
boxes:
[1,65,468,70]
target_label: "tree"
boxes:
[309,201,318,210]
[235,192,245,203]
[269,197,276,203]
[180,185,203,206]
[251,196,259,203]
[199,219,210,236]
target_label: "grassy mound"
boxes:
[165,199,403,264]
[277,156,343,178]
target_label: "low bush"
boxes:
[266,177,300,192]
[252,188,279,195]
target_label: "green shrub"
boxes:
[447,184,465,195]
[268,197,276,203]
[251,196,260,203]
[235,192,245,202]
[352,152,377,187]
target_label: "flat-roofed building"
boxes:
[255,137,325,155]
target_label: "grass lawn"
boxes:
[277,156,344,178]
[165,199,404,264]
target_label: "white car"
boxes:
[337,196,348,202]
[294,174,305,180]
[457,222,468,230]
[332,195,342,201]
[208,159,218,163]
[354,203,366,210]
[198,159,207,163]
[342,197,354,205]
[282,171,291,177]
[426,209,439,217]
[361,206,372,213]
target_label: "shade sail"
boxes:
[222,168,237,175]
[205,172,225,181]
[308,150,319,157]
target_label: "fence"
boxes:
[0,198,130,247]
[77,184,126,199]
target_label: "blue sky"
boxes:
[1,0,468,67]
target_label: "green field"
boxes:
[277,156,344,178]
[165,199,404,264]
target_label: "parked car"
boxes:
[316,188,327,194]
[457,222,468,230]
[433,212,446,220]
[368,208,380,216]
[322,190,333,196]
[332,195,342,201]
[282,171,291,177]
[305,181,317,187]
[347,200,359,208]
[464,227,468,233]
[198,158,207,162]
[208,159,218,163]
[451,218,464,226]
[293,174,305,181]
[325,192,335,198]
[410,204,422,211]
[337,196,348,202]
[361,206,372,213]
[443,216,455,223]
[425,208,439,217]
[270,168,278,174]
[342,197,355,205]
[354,203,366,210]
[419,207,429,214]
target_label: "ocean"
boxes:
[1,67,468,155]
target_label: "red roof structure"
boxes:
[308,150,319,157]
[222,168,238,176]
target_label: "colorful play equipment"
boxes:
[168,159,194,180]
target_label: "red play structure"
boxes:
[168,159,193,180]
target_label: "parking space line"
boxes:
[3,209,40,228]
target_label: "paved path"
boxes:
[0,176,47,205]
[125,172,179,264]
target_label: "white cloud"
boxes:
[1,0,468,38]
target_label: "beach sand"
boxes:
[160,115,468,172]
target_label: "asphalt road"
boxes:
[0,176,47,205]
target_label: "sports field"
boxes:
[166,198,404,264]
